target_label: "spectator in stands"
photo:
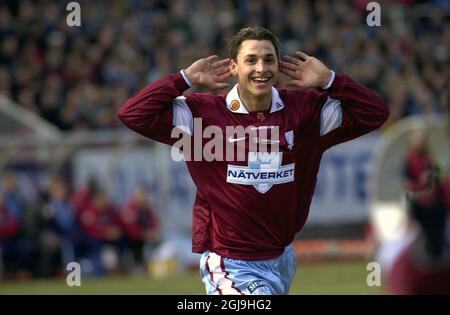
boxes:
[0,1,447,131]
[120,185,160,271]
[0,175,34,279]
[78,189,124,276]
[37,176,77,277]
[0,190,21,277]
[71,178,98,219]
[0,172,24,219]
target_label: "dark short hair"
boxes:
[228,26,280,61]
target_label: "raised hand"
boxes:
[280,51,332,89]
[184,55,231,90]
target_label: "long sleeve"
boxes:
[118,72,191,145]
[319,73,390,149]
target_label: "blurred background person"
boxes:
[37,175,77,277]
[0,190,21,278]
[120,185,160,273]
[378,131,450,294]
[0,173,34,279]
[78,190,124,276]
[387,169,450,294]
[404,130,436,193]
[71,178,99,219]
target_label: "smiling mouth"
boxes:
[251,77,271,84]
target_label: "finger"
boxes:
[215,67,230,77]
[211,58,230,69]
[283,55,303,65]
[217,71,232,81]
[295,51,309,61]
[279,66,297,78]
[205,55,220,63]
[279,60,297,71]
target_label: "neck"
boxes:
[238,87,272,112]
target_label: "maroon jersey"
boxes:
[119,71,388,259]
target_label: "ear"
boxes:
[229,59,238,77]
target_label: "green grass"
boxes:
[0,260,383,295]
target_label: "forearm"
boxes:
[118,72,190,135]
[326,73,389,132]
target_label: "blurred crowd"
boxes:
[0,0,448,132]
[0,173,160,279]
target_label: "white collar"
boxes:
[225,84,285,114]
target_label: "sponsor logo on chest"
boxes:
[226,151,295,193]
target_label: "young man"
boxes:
[119,27,389,294]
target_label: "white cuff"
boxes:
[323,70,335,90]
[180,69,193,87]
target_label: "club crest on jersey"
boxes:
[226,152,295,193]
[230,100,240,111]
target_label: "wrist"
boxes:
[181,69,194,87]
[320,70,335,89]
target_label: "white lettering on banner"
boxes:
[308,133,382,224]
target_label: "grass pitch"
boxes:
[0,260,383,295]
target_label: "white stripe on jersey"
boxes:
[172,96,193,135]
[320,96,342,136]
[208,253,242,295]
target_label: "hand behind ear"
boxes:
[280,51,331,89]
[185,55,232,90]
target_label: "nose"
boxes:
[255,59,266,73]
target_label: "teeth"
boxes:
[252,78,269,82]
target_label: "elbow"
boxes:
[374,99,390,128]
[118,109,127,125]
[379,101,390,126]
[118,100,132,126]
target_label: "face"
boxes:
[230,40,278,99]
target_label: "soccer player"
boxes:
[119,27,389,294]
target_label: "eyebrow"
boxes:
[243,54,276,58]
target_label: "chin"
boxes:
[252,87,272,96]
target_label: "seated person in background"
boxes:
[37,176,77,277]
[78,190,124,276]
[120,185,160,271]
[71,178,98,219]
[0,189,34,279]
